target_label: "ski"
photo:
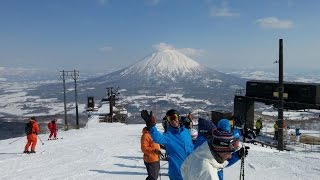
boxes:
[47,137,63,141]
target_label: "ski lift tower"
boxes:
[105,87,120,123]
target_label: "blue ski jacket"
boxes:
[148,125,194,180]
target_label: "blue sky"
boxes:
[0,0,319,73]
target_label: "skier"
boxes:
[286,126,291,144]
[24,116,40,153]
[181,116,198,142]
[141,126,161,180]
[295,127,302,143]
[273,122,278,140]
[193,118,243,180]
[255,118,263,136]
[187,112,193,121]
[193,118,216,150]
[181,119,249,180]
[48,119,58,140]
[141,109,193,180]
[180,116,192,129]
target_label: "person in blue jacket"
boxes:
[193,118,245,180]
[141,109,194,180]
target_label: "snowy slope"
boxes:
[1,111,320,180]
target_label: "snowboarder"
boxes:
[48,119,58,140]
[141,127,161,180]
[24,116,40,153]
[181,119,248,180]
[141,109,193,180]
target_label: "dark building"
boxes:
[246,80,320,110]
[233,96,254,129]
[211,110,233,126]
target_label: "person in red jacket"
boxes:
[141,127,161,180]
[24,117,40,153]
[48,119,58,140]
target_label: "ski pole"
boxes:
[159,165,161,180]
[239,146,245,180]
[161,162,168,167]
[8,136,24,145]
[37,135,44,145]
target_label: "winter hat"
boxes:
[198,118,216,135]
[217,119,231,132]
[210,129,239,152]
[166,109,180,116]
[209,119,239,152]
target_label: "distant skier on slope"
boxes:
[295,127,302,144]
[141,109,193,180]
[255,117,263,136]
[48,119,58,140]
[24,116,40,153]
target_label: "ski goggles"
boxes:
[213,139,240,152]
[166,114,179,122]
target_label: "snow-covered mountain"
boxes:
[83,49,245,100]
[10,49,245,121]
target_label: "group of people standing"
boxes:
[23,117,58,154]
[140,109,248,180]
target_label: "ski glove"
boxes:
[237,146,250,158]
[154,149,162,155]
[141,110,156,129]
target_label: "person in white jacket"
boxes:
[181,119,248,180]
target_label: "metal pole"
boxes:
[72,70,80,129]
[243,97,248,142]
[278,39,284,151]
[60,70,68,131]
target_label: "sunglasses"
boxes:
[166,114,179,122]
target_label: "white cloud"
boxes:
[152,43,174,51]
[210,2,239,17]
[152,43,205,56]
[99,46,113,52]
[256,17,294,29]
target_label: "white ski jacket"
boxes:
[181,142,228,180]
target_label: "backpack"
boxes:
[25,121,33,135]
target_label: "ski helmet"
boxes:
[166,109,179,116]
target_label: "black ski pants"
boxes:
[144,161,160,180]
